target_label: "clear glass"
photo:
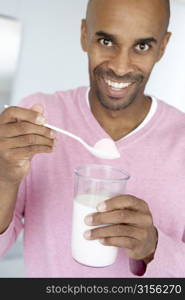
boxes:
[71,164,130,267]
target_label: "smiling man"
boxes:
[82,0,171,140]
[0,0,185,278]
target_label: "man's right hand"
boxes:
[0,104,55,185]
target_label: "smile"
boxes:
[104,79,132,91]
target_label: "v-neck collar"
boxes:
[79,87,165,150]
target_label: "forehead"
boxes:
[87,0,167,39]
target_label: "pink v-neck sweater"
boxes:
[0,87,185,277]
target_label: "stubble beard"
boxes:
[95,84,140,111]
[90,65,145,112]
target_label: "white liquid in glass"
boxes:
[71,194,118,267]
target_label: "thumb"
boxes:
[31,104,44,114]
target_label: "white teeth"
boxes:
[105,79,131,89]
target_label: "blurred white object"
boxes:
[0,15,22,110]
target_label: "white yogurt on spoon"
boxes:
[93,138,120,159]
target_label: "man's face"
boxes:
[81,0,171,111]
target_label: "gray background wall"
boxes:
[0,0,185,277]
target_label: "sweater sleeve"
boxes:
[0,178,25,258]
[144,228,185,277]
[129,227,185,277]
[0,94,41,258]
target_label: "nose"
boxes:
[107,48,135,77]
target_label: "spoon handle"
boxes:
[44,123,83,143]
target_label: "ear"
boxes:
[157,32,172,62]
[81,19,88,52]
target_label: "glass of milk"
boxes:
[71,164,130,268]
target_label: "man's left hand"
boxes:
[84,195,158,264]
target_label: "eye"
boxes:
[135,43,150,52]
[99,38,113,47]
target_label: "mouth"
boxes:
[100,77,135,99]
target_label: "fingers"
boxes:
[84,224,144,241]
[0,121,55,139]
[31,104,44,114]
[84,225,137,249]
[0,134,54,151]
[0,104,55,184]
[84,209,152,227]
[99,237,136,249]
[97,194,149,213]
[2,146,53,161]
[82,194,157,262]
[0,106,46,125]
[0,107,56,152]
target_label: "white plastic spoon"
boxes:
[44,123,120,160]
[4,105,120,160]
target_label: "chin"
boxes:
[100,101,131,111]
[97,92,136,111]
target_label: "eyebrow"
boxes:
[96,31,117,42]
[95,31,158,45]
[135,37,158,45]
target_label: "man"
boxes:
[0,0,184,277]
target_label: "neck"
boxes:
[89,90,152,141]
